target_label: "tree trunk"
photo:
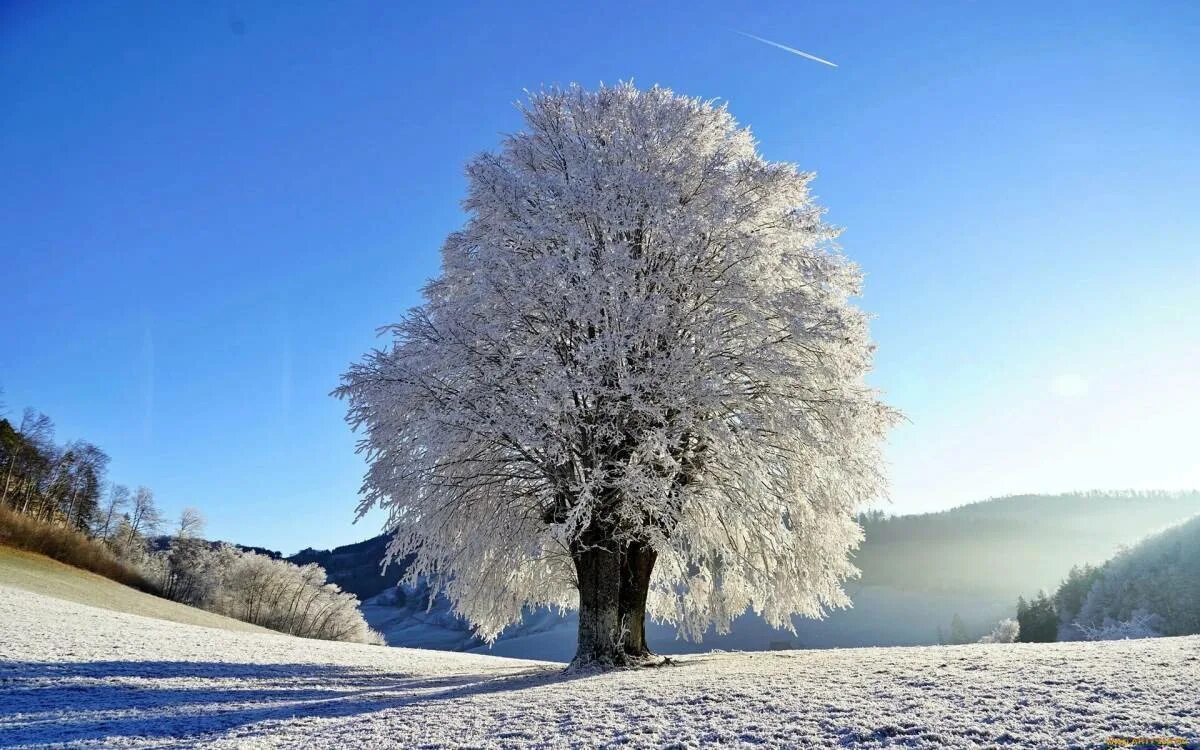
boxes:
[571,533,659,669]
[572,539,623,667]
[619,541,657,658]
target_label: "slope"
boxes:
[0,545,269,635]
[1062,513,1200,638]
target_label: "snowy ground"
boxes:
[1,585,1197,749]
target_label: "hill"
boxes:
[291,491,1198,656]
[854,490,1200,594]
[2,583,1197,748]
[1058,513,1200,639]
[0,545,269,635]
[288,534,404,600]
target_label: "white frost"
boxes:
[3,585,1197,748]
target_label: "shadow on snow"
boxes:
[0,659,574,747]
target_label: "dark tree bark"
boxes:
[619,541,657,658]
[571,530,659,669]
[572,538,623,666]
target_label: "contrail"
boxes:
[736,31,838,68]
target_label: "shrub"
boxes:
[0,504,158,593]
[215,549,384,644]
[978,618,1019,644]
[1074,610,1161,641]
[147,540,384,645]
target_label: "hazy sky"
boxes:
[2,1,1197,553]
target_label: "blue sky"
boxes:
[2,1,1197,554]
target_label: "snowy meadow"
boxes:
[2,586,1197,749]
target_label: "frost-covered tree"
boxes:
[978,618,1019,644]
[218,549,383,644]
[338,84,895,667]
[1074,610,1161,641]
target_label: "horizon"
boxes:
[3,1,1198,554]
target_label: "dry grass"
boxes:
[0,546,271,633]
[0,505,158,593]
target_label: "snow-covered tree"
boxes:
[978,618,1019,644]
[1064,513,1200,639]
[338,83,895,667]
[1074,611,1161,641]
[218,549,383,644]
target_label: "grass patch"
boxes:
[0,545,271,633]
[0,505,157,593]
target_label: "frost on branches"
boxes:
[978,618,1020,644]
[337,83,896,667]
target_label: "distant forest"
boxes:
[288,491,1200,610]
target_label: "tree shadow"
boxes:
[0,659,576,747]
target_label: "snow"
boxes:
[3,585,1198,748]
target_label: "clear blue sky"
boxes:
[3,1,1197,554]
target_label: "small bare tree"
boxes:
[94,484,131,540]
[175,507,205,539]
[121,486,162,552]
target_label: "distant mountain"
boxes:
[289,490,1199,660]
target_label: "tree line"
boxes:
[1008,512,1200,644]
[1,406,179,556]
[1,408,113,534]
[0,398,382,645]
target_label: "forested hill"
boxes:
[288,535,406,600]
[1058,512,1200,639]
[288,491,1199,604]
[854,491,1199,595]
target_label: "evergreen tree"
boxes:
[949,613,969,645]
[1017,591,1058,642]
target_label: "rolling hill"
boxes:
[1059,512,1200,639]
[284,491,1198,659]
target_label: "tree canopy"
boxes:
[338,83,895,665]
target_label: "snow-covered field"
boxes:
[1,585,1197,749]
